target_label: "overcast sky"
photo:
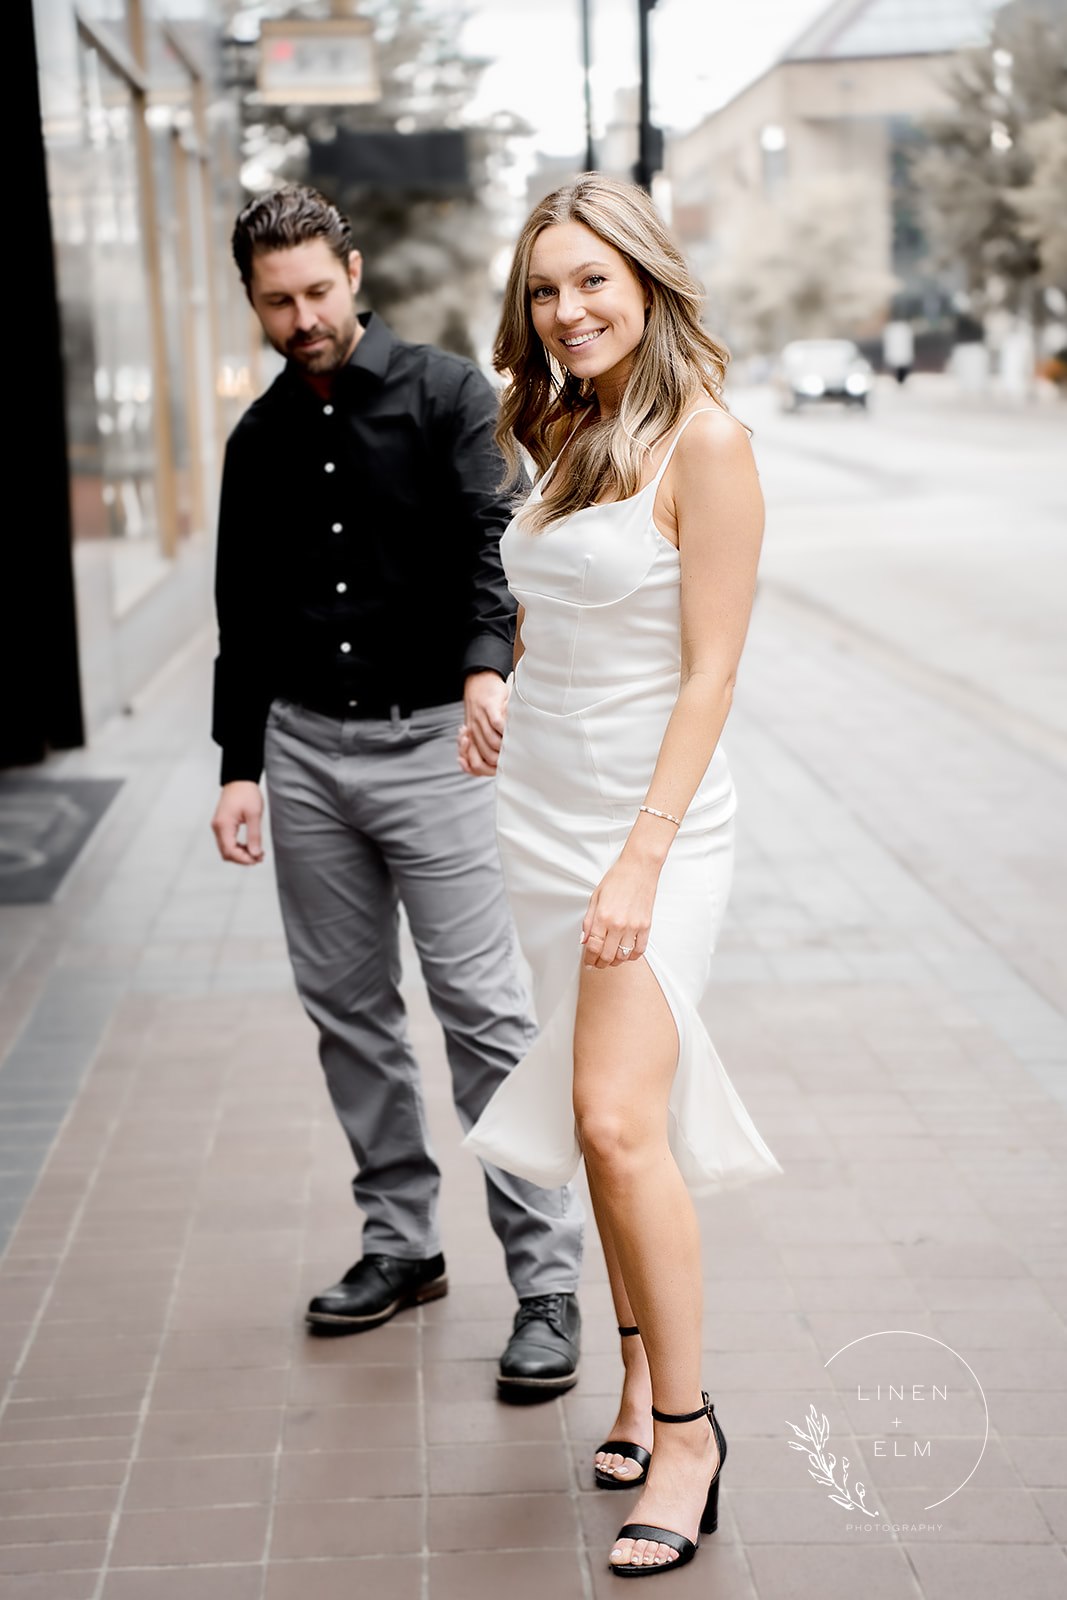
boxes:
[462,0,832,150]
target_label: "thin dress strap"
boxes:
[647,406,720,489]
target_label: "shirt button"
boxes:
[332,522,342,533]
[323,404,334,415]
[348,699,358,708]
[324,462,335,473]
[340,642,352,653]
[336,582,347,594]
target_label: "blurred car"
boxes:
[775,339,873,411]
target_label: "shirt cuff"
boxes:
[462,636,513,682]
[220,742,265,786]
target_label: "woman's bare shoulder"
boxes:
[678,402,751,454]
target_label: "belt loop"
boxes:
[390,704,402,724]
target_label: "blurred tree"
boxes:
[910,0,1067,319]
[231,1,528,357]
[708,176,899,354]
[1010,112,1067,287]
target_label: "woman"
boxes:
[459,175,782,1577]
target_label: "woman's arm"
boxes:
[628,408,763,863]
[581,408,764,966]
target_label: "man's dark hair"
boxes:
[231,185,354,292]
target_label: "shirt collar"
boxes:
[343,311,394,384]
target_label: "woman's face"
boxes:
[527,221,649,400]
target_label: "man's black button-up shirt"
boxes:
[212,312,522,783]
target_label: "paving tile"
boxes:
[427,1440,571,1496]
[1033,1489,1067,1540]
[100,1567,264,1600]
[879,1487,1053,1541]
[269,1495,422,1559]
[427,1490,578,1552]
[0,1540,107,1575]
[424,1400,563,1446]
[123,1454,276,1511]
[276,1448,422,1502]
[0,1575,99,1598]
[281,1402,420,1452]
[968,1350,1067,1389]
[0,1512,112,1546]
[136,1408,282,1460]
[903,1542,1067,1600]
[156,1327,293,1371]
[0,1483,120,1516]
[980,1392,1067,1436]
[108,1504,270,1567]
[998,1434,1067,1487]
[266,1556,424,1600]
[429,1549,587,1600]
[149,1367,290,1412]
[745,1542,923,1600]
[0,1437,132,1469]
[285,1363,419,1406]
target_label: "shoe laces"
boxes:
[514,1293,566,1331]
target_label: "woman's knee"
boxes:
[575,1103,663,1176]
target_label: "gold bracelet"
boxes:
[639,804,682,827]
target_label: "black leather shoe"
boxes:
[497,1292,580,1400]
[306,1253,447,1333]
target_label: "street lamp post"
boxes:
[580,0,595,172]
[634,0,662,192]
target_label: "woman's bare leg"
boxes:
[574,958,719,1569]
[588,1167,653,1482]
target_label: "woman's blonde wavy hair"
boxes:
[494,173,731,532]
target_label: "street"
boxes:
[743,376,1066,746]
[0,383,1064,1597]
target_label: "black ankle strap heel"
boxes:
[618,1324,640,1337]
[610,1390,728,1578]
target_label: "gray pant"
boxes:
[263,696,583,1298]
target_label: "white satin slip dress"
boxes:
[463,409,782,1196]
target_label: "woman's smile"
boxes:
[561,327,606,349]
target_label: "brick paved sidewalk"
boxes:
[1,596,1065,1599]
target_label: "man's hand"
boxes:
[458,670,508,776]
[211,781,265,865]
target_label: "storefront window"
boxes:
[78,41,159,558]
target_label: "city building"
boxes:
[667,0,1010,354]
[18,0,253,766]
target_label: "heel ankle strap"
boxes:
[651,1389,712,1425]
[618,1325,640,1338]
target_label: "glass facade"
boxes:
[34,0,251,728]
[79,40,159,548]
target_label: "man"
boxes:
[211,185,582,1398]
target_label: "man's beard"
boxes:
[281,308,358,374]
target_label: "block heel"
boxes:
[700,1469,721,1535]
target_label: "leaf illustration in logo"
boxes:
[784,1410,876,1515]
